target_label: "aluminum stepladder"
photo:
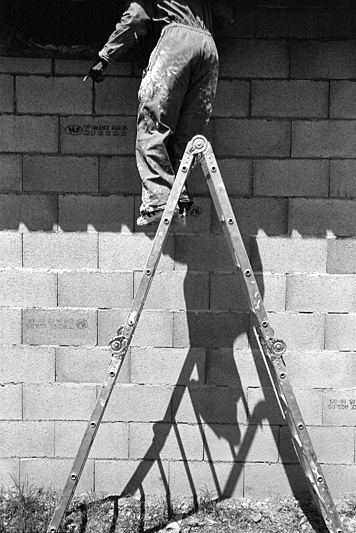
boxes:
[48,135,344,533]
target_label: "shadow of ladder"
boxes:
[47,135,344,533]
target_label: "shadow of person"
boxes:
[114,157,336,533]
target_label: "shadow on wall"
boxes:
[1,144,348,532]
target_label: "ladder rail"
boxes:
[200,140,343,533]
[47,139,199,533]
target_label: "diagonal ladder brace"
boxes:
[48,135,344,533]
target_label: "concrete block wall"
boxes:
[1,0,356,502]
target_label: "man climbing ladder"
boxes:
[87,0,235,225]
[48,136,344,533]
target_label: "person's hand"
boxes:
[84,57,108,83]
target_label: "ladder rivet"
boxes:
[182,166,188,172]
[317,476,323,483]
[110,371,115,377]
[262,320,268,327]
[50,528,56,533]
[71,474,77,481]
[211,166,217,172]
[164,218,169,225]
[280,373,286,379]
[245,269,251,276]
[298,423,304,430]
[228,218,234,225]
[146,269,151,276]
[90,421,96,428]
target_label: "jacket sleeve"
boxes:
[99,1,150,63]
[211,0,234,28]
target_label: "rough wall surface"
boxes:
[0,0,356,502]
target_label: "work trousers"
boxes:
[136,23,219,214]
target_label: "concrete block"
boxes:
[247,386,323,426]
[244,463,308,499]
[133,271,209,310]
[174,235,236,273]
[0,233,22,267]
[252,80,328,118]
[282,350,356,390]
[95,77,140,115]
[99,233,174,271]
[129,422,203,460]
[58,271,133,308]
[330,81,356,119]
[23,383,96,420]
[321,464,356,499]
[54,59,132,76]
[203,423,279,463]
[188,158,252,198]
[23,155,98,193]
[60,116,136,155]
[23,233,98,269]
[253,159,329,197]
[0,309,21,344]
[325,314,356,351]
[20,458,94,492]
[264,312,325,351]
[0,75,13,112]
[130,347,205,386]
[213,272,286,312]
[95,459,168,496]
[334,3,356,38]
[292,120,356,158]
[291,40,356,79]
[0,346,55,383]
[0,194,57,232]
[213,80,250,118]
[0,269,56,307]
[99,156,141,194]
[330,160,356,198]
[212,198,288,237]
[286,274,356,312]
[0,115,58,153]
[173,311,249,349]
[0,57,51,74]
[327,238,356,273]
[0,421,54,457]
[0,385,22,420]
[172,384,247,425]
[255,7,333,38]
[0,155,22,192]
[98,309,173,348]
[169,460,244,499]
[23,309,97,347]
[58,194,134,233]
[280,425,354,464]
[55,421,128,459]
[16,76,92,114]
[214,119,291,158]
[206,348,263,389]
[56,347,130,384]
[288,198,356,237]
[0,459,19,487]
[218,39,289,78]
[251,236,328,274]
[103,384,173,423]
[323,389,356,426]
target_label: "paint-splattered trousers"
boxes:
[136,23,219,215]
